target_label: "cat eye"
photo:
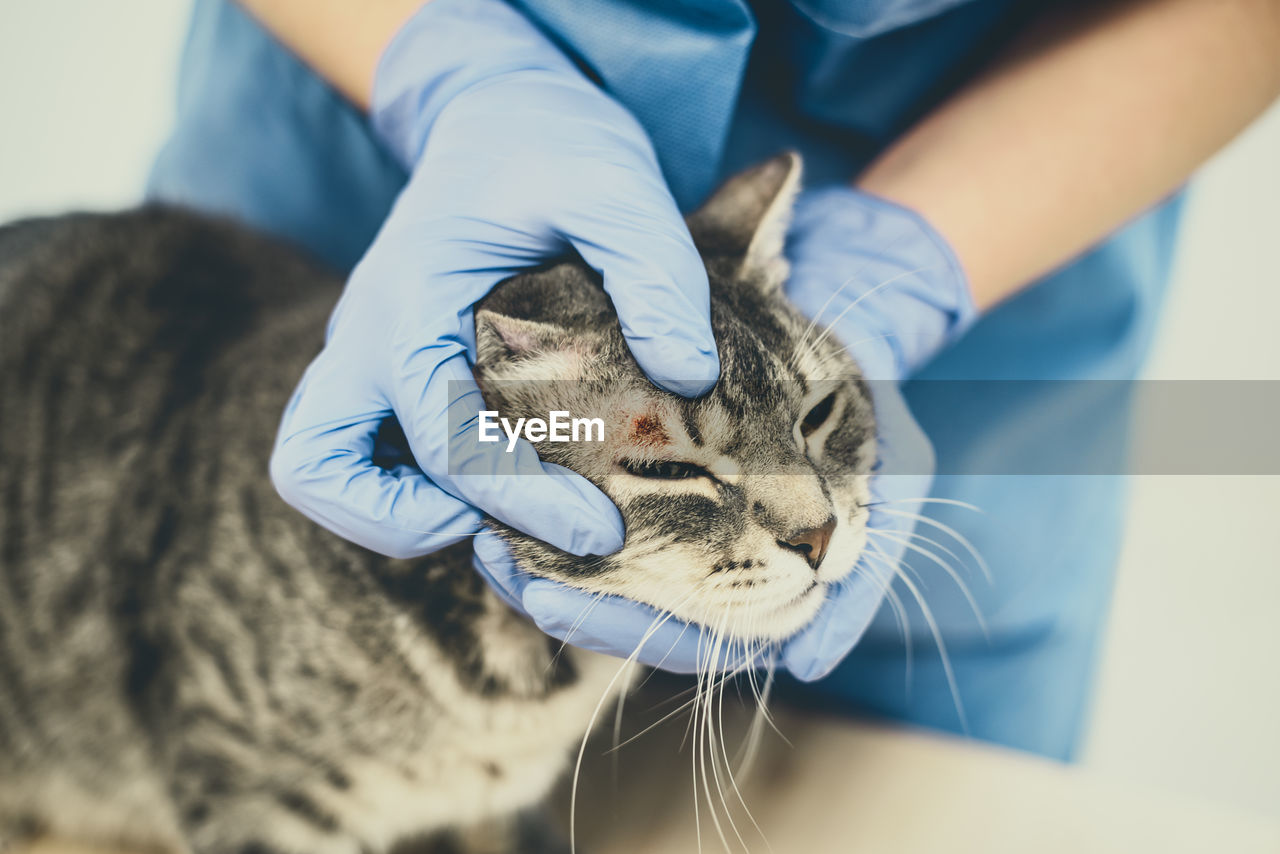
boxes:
[799,392,838,438]
[620,459,712,481]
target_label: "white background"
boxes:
[2,0,1277,819]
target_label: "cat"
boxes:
[0,153,876,854]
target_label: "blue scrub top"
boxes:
[150,0,1184,761]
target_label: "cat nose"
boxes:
[778,516,837,570]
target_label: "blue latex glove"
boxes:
[269,0,719,560]
[779,187,976,680]
[477,186,975,680]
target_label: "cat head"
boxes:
[473,153,875,643]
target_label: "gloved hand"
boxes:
[778,186,976,680]
[474,185,976,681]
[269,0,719,560]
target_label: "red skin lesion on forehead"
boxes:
[629,413,670,447]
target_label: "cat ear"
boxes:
[476,311,562,359]
[686,151,802,283]
[475,310,587,379]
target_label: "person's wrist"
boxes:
[370,0,582,168]
[787,185,977,378]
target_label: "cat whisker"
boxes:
[609,653,756,756]
[806,332,897,377]
[714,632,774,854]
[665,592,754,854]
[879,527,980,589]
[707,628,758,854]
[620,633,757,757]
[642,629,703,694]
[690,623,710,854]
[732,606,788,752]
[713,687,753,854]
[696,604,783,850]
[876,506,992,584]
[691,618,721,851]
[868,530,988,637]
[638,672,704,714]
[700,616,748,854]
[787,231,915,371]
[857,545,920,694]
[729,611,789,752]
[733,658,776,778]
[843,554,913,683]
[865,542,969,731]
[870,526,975,578]
[570,593,697,854]
[546,590,609,675]
[789,273,869,371]
[793,264,940,371]
[861,544,928,591]
[611,687,703,754]
[612,659,629,795]
[884,584,914,690]
[877,496,985,513]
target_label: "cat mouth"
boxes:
[718,580,826,642]
[709,579,823,633]
[767,580,824,619]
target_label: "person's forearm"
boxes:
[858,0,1280,310]
[235,0,424,107]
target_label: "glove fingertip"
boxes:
[791,655,835,683]
[630,341,721,398]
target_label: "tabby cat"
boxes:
[0,154,875,854]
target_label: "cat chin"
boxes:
[749,581,830,641]
[664,581,828,647]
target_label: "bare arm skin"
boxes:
[858,0,1280,309]
[234,0,423,107]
